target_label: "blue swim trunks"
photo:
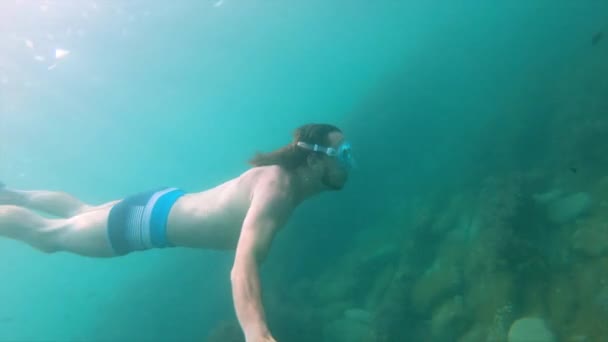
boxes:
[107,187,185,256]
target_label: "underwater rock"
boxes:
[572,221,608,257]
[343,308,372,324]
[486,303,515,341]
[594,286,608,313]
[507,317,555,342]
[463,272,514,341]
[550,192,592,224]
[314,273,358,302]
[562,257,608,338]
[532,189,563,204]
[459,323,487,342]
[539,191,592,224]
[358,245,400,274]
[430,194,470,235]
[206,321,244,342]
[323,317,376,342]
[547,274,577,327]
[412,260,462,313]
[430,296,467,340]
[317,300,352,324]
[364,260,400,309]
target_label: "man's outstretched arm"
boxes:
[231,183,291,341]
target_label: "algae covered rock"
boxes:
[544,191,592,224]
[412,260,463,313]
[323,314,376,342]
[430,296,468,339]
[572,220,608,257]
[343,308,372,324]
[507,317,555,342]
[207,321,244,342]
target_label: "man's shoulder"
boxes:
[246,166,292,202]
[245,165,290,186]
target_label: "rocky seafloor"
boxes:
[209,35,608,342]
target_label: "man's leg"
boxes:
[0,182,92,218]
[0,205,115,257]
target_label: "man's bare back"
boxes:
[18,165,289,257]
[167,166,290,250]
[0,124,354,342]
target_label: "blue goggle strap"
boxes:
[296,141,355,169]
[296,141,338,156]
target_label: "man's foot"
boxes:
[0,181,9,204]
[0,182,22,205]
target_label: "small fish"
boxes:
[592,31,603,46]
[570,167,577,174]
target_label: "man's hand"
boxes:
[246,333,277,342]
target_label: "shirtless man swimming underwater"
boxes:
[0,123,354,342]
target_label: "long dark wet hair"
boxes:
[248,123,342,170]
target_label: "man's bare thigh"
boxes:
[80,200,120,214]
[60,203,116,257]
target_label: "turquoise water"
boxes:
[1,1,608,341]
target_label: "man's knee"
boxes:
[0,205,25,225]
[0,204,19,215]
[0,205,61,253]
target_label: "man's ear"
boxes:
[307,153,324,172]
[306,153,317,167]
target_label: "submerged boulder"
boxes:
[547,192,592,224]
[344,308,372,324]
[534,190,592,224]
[507,317,555,342]
[430,296,467,339]
[323,316,376,342]
[572,220,608,257]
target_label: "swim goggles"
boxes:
[296,141,356,170]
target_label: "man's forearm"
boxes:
[231,262,270,338]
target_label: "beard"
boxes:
[322,171,343,190]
